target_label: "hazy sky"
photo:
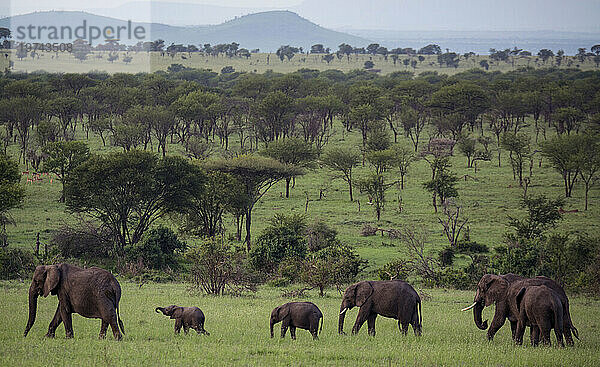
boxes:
[4,0,600,32]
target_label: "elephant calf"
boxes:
[155,305,209,336]
[270,302,323,340]
[515,285,564,347]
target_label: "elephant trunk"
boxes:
[24,283,38,337]
[155,307,163,314]
[270,319,275,338]
[473,301,488,330]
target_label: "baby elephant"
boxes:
[515,285,564,347]
[155,305,209,336]
[270,302,323,340]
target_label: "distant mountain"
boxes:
[0,10,370,52]
[88,1,271,26]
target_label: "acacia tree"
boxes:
[541,134,583,198]
[65,151,204,254]
[180,170,243,237]
[322,147,361,201]
[501,132,531,187]
[578,135,600,210]
[0,154,26,247]
[43,141,90,202]
[0,97,43,164]
[357,173,396,221]
[206,155,301,251]
[261,138,317,198]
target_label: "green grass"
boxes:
[2,50,599,75]
[1,282,598,366]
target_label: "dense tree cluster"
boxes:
[1,64,600,293]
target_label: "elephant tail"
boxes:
[319,314,323,335]
[117,305,125,335]
[571,325,579,340]
[418,299,422,327]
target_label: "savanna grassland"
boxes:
[1,62,600,367]
[2,49,600,75]
[1,283,600,366]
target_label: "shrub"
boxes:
[0,247,36,279]
[301,244,367,296]
[126,226,185,269]
[439,247,455,266]
[377,259,410,281]
[305,220,338,252]
[51,223,113,259]
[249,214,307,272]
[186,237,258,295]
[439,267,473,290]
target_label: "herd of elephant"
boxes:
[24,263,578,347]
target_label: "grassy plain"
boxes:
[2,50,599,75]
[1,282,600,366]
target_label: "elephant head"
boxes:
[155,305,183,319]
[462,274,509,330]
[338,281,374,335]
[270,304,289,338]
[24,265,61,337]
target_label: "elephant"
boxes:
[338,280,422,337]
[515,285,564,347]
[24,263,125,340]
[270,302,323,340]
[462,274,577,345]
[155,305,209,335]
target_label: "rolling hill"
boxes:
[0,10,370,52]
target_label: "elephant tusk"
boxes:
[339,308,348,315]
[461,302,477,311]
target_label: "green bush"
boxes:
[377,259,410,281]
[249,214,307,272]
[0,247,36,279]
[439,267,473,290]
[305,220,338,252]
[126,226,185,269]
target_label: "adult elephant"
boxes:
[338,280,421,336]
[24,263,125,340]
[463,273,578,345]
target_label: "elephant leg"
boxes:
[514,320,525,345]
[174,319,182,334]
[530,326,540,346]
[367,314,377,337]
[107,313,122,340]
[554,326,564,348]
[486,313,507,341]
[563,319,574,346]
[411,310,422,336]
[510,321,517,340]
[351,307,370,335]
[541,327,551,346]
[281,319,289,338]
[289,326,296,340]
[99,320,108,339]
[310,318,319,340]
[46,305,62,338]
[183,324,190,335]
[60,307,74,339]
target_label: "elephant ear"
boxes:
[43,265,60,298]
[485,276,507,307]
[278,305,290,320]
[516,287,527,312]
[355,282,374,307]
[171,307,183,319]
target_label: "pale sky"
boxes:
[3,0,600,32]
